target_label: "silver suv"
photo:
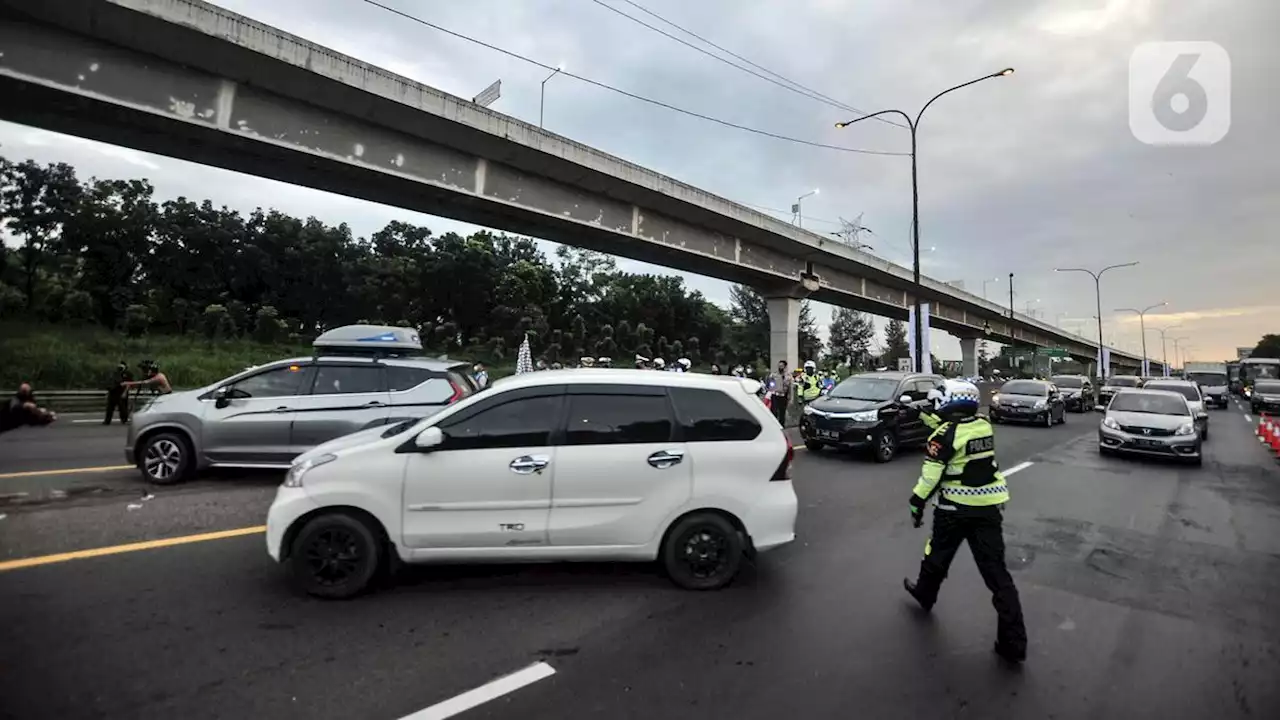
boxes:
[125,327,476,484]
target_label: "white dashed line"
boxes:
[400,662,556,720]
[1244,414,1253,423]
[1003,461,1034,476]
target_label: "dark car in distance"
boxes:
[1250,380,1280,415]
[1051,375,1093,412]
[989,380,1066,427]
[799,372,942,463]
[1096,375,1144,408]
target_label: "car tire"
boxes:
[1043,411,1053,429]
[1099,445,1113,457]
[872,429,898,463]
[804,440,825,452]
[139,432,193,485]
[991,414,1002,424]
[1187,454,1203,467]
[1201,426,1210,442]
[289,512,382,599]
[1056,409,1067,425]
[662,513,744,591]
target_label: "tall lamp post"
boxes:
[792,189,819,229]
[1008,273,1015,318]
[835,68,1014,372]
[1056,263,1138,379]
[539,64,564,128]
[1152,324,1182,377]
[1170,336,1190,374]
[1115,302,1167,376]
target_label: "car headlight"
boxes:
[1176,423,1196,436]
[1102,417,1120,430]
[1034,399,1047,409]
[802,404,816,416]
[283,453,337,487]
[850,410,878,422]
[990,394,1000,405]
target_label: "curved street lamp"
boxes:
[1056,262,1138,378]
[539,64,565,128]
[1115,301,1167,376]
[1152,324,1182,377]
[835,68,1014,372]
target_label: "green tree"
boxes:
[594,323,618,359]
[122,304,150,337]
[202,303,236,340]
[828,307,875,367]
[687,336,702,366]
[0,159,82,311]
[1252,334,1280,359]
[254,305,285,343]
[882,319,910,367]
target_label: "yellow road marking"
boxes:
[0,465,134,480]
[0,526,267,572]
[792,444,807,451]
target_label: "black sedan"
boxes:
[989,380,1066,427]
[1051,375,1093,412]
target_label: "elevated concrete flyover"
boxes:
[0,0,1147,376]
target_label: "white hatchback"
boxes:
[266,369,798,598]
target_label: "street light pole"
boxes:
[835,68,1013,372]
[982,276,1000,300]
[793,189,819,229]
[1152,324,1182,377]
[1115,301,1167,376]
[1056,263,1139,380]
[539,65,564,128]
[1170,337,1189,373]
[1008,273,1015,319]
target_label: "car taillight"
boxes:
[771,444,794,481]
[447,381,464,403]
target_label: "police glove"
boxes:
[908,493,927,528]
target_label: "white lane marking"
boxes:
[400,662,556,720]
[72,419,107,424]
[1244,414,1253,423]
[1002,461,1034,477]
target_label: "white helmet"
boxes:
[678,358,691,369]
[653,358,666,368]
[804,360,816,371]
[929,379,981,416]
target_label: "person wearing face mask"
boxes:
[1,383,58,435]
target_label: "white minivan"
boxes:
[266,369,798,598]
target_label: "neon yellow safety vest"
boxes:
[800,373,822,401]
[912,416,1009,507]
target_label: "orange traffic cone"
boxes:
[1259,413,1271,445]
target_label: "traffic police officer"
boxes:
[798,360,822,404]
[903,379,1028,663]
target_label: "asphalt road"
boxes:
[1,402,1277,720]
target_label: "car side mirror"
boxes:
[214,386,232,409]
[899,394,913,405]
[414,426,444,450]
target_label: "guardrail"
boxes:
[36,390,109,413]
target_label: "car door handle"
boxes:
[647,449,685,469]
[509,455,550,474]
[273,406,291,413]
[362,401,385,408]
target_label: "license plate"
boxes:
[1134,438,1163,448]
[815,429,840,440]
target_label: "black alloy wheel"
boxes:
[662,513,744,590]
[289,513,381,599]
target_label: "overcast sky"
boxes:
[2,0,1275,363]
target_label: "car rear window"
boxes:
[669,387,761,442]
[565,393,673,446]
[1001,381,1047,396]
[1256,381,1280,393]
[1108,377,1143,387]
[387,366,436,392]
[1051,376,1083,388]
[1110,392,1188,415]
[1145,383,1200,401]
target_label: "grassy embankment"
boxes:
[0,322,509,391]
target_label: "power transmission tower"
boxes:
[832,214,874,251]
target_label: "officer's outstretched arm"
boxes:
[920,409,943,431]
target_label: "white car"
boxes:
[266,369,798,598]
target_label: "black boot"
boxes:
[993,641,1026,663]
[903,578,933,612]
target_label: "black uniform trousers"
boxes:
[104,386,130,424]
[914,504,1027,653]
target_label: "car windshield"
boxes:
[829,377,900,401]
[1107,377,1143,387]
[1110,392,1189,415]
[1145,383,1200,401]
[1000,381,1047,396]
[1051,376,1083,388]
[1254,381,1280,393]
[1187,372,1227,386]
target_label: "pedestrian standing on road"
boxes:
[123,360,172,398]
[104,360,133,425]
[903,379,1027,663]
[0,383,57,435]
[764,361,792,426]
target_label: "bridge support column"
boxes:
[960,337,979,379]
[766,297,800,373]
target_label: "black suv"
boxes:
[1251,380,1280,415]
[1096,375,1144,409]
[799,372,943,462]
